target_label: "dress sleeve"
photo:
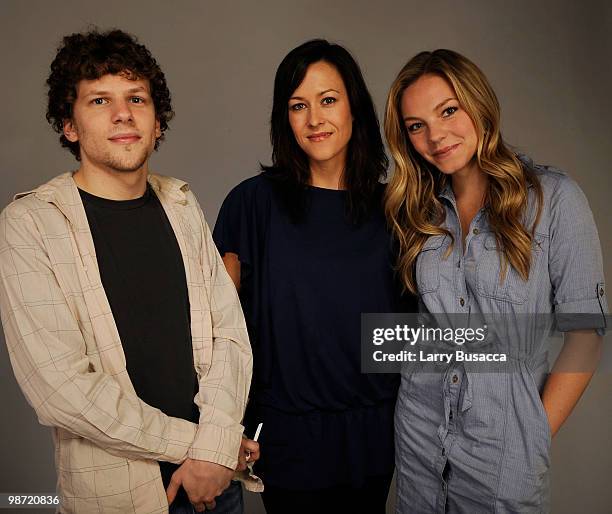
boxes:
[548,174,608,332]
[213,180,257,266]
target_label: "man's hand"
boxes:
[166,458,233,511]
[237,437,260,471]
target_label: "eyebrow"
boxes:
[289,88,341,101]
[403,97,457,121]
[84,86,148,97]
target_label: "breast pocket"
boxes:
[476,233,548,304]
[416,235,447,294]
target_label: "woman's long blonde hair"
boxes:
[384,49,543,294]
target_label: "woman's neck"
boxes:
[450,161,487,206]
[309,156,346,190]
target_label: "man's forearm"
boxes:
[190,203,253,468]
[190,335,251,468]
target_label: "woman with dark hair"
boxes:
[214,40,413,513]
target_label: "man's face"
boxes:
[63,73,161,174]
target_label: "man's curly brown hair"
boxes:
[46,29,174,160]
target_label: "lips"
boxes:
[432,143,460,158]
[307,132,333,142]
[109,133,141,144]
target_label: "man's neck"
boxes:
[73,165,149,200]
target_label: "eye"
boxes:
[406,122,423,133]
[442,106,458,117]
[91,98,107,105]
[321,96,337,106]
[289,103,306,111]
[130,96,145,104]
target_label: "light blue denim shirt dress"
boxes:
[395,155,608,513]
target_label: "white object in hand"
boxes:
[246,423,263,471]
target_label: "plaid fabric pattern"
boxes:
[0,172,252,513]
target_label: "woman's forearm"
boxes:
[541,330,602,437]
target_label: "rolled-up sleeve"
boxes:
[548,175,608,332]
[0,204,198,463]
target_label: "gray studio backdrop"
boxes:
[1,1,610,513]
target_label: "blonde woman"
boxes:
[384,49,607,512]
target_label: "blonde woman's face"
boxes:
[400,73,478,178]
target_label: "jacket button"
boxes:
[473,228,479,235]
[459,297,465,307]
[452,375,459,384]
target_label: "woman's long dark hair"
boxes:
[262,39,388,223]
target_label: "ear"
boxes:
[63,119,79,142]
[155,118,161,139]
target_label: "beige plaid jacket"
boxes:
[0,172,253,513]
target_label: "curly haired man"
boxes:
[0,29,258,514]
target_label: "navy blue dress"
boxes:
[213,172,413,490]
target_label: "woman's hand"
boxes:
[237,437,260,471]
[221,252,241,291]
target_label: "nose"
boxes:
[307,104,324,127]
[111,99,134,124]
[427,120,446,145]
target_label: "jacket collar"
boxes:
[14,172,191,225]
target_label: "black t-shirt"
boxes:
[213,172,416,488]
[79,185,197,501]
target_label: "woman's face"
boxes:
[400,73,478,178]
[288,61,353,171]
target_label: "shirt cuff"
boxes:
[554,283,608,335]
[188,422,244,469]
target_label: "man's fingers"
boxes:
[166,473,182,505]
[179,458,234,507]
[191,499,216,512]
